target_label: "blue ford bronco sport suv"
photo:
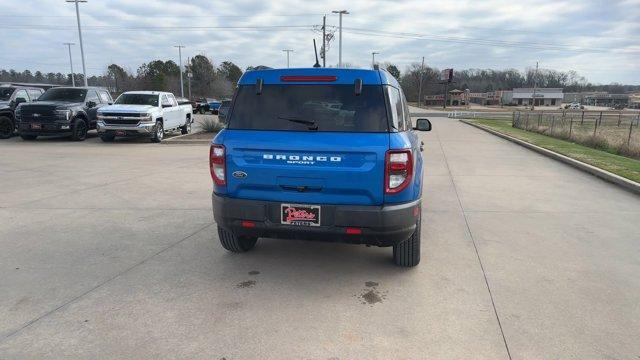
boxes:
[210,67,432,266]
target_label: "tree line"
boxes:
[2,57,637,101]
[394,63,639,103]
[0,55,244,99]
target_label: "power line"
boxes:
[0,24,315,31]
[334,26,639,54]
[0,13,324,18]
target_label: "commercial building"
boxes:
[468,90,506,105]
[563,91,607,104]
[424,89,469,106]
[502,88,563,106]
[583,93,630,107]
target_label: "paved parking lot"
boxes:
[1,115,639,359]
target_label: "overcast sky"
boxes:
[1,0,638,84]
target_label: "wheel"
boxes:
[100,134,115,142]
[393,213,421,267]
[0,116,14,139]
[217,226,257,252]
[20,134,37,141]
[150,120,163,143]
[70,118,88,141]
[199,108,205,114]
[180,120,191,135]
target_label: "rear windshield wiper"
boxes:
[277,116,318,130]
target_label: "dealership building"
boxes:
[501,88,564,106]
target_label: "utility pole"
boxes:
[282,49,294,68]
[174,45,185,97]
[66,0,88,86]
[322,15,326,67]
[371,51,379,69]
[186,57,192,100]
[332,10,348,67]
[417,56,425,107]
[531,61,539,111]
[63,42,75,87]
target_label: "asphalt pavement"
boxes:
[0,113,638,359]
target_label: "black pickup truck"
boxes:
[0,85,45,138]
[16,87,112,141]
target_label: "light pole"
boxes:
[531,61,539,110]
[282,49,293,68]
[332,10,348,67]
[417,56,425,107]
[174,45,185,97]
[63,42,75,87]
[186,57,192,100]
[371,51,379,69]
[66,0,88,87]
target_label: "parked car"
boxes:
[217,99,232,124]
[193,98,210,114]
[0,85,44,138]
[16,87,112,141]
[210,68,431,267]
[208,98,222,114]
[565,102,584,110]
[96,91,193,143]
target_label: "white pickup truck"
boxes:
[96,91,193,142]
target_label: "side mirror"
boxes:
[414,118,432,131]
[15,97,27,105]
[86,101,97,108]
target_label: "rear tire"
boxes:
[20,134,37,141]
[180,120,191,135]
[100,134,115,142]
[218,226,257,253]
[393,214,421,267]
[70,118,88,141]
[0,116,14,139]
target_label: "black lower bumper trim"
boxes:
[212,194,420,247]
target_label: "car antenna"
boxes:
[313,39,321,68]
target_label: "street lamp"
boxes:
[371,51,379,69]
[332,10,349,67]
[174,45,185,98]
[282,49,293,68]
[63,42,75,87]
[65,0,88,87]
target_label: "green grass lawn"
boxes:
[467,119,640,183]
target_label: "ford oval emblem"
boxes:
[232,171,247,179]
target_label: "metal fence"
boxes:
[512,110,640,158]
[448,110,513,120]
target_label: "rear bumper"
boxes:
[212,194,420,247]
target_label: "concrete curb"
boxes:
[460,119,640,196]
[162,131,212,145]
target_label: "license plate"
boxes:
[281,204,321,226]
[30,123,41,130]
[115,130,126,136]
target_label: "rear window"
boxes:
[228,85,388,132]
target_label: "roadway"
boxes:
[0,114,638,359]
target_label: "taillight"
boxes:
[280,75,337,82]
[210,144,226,186]
[385,149,413,194]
